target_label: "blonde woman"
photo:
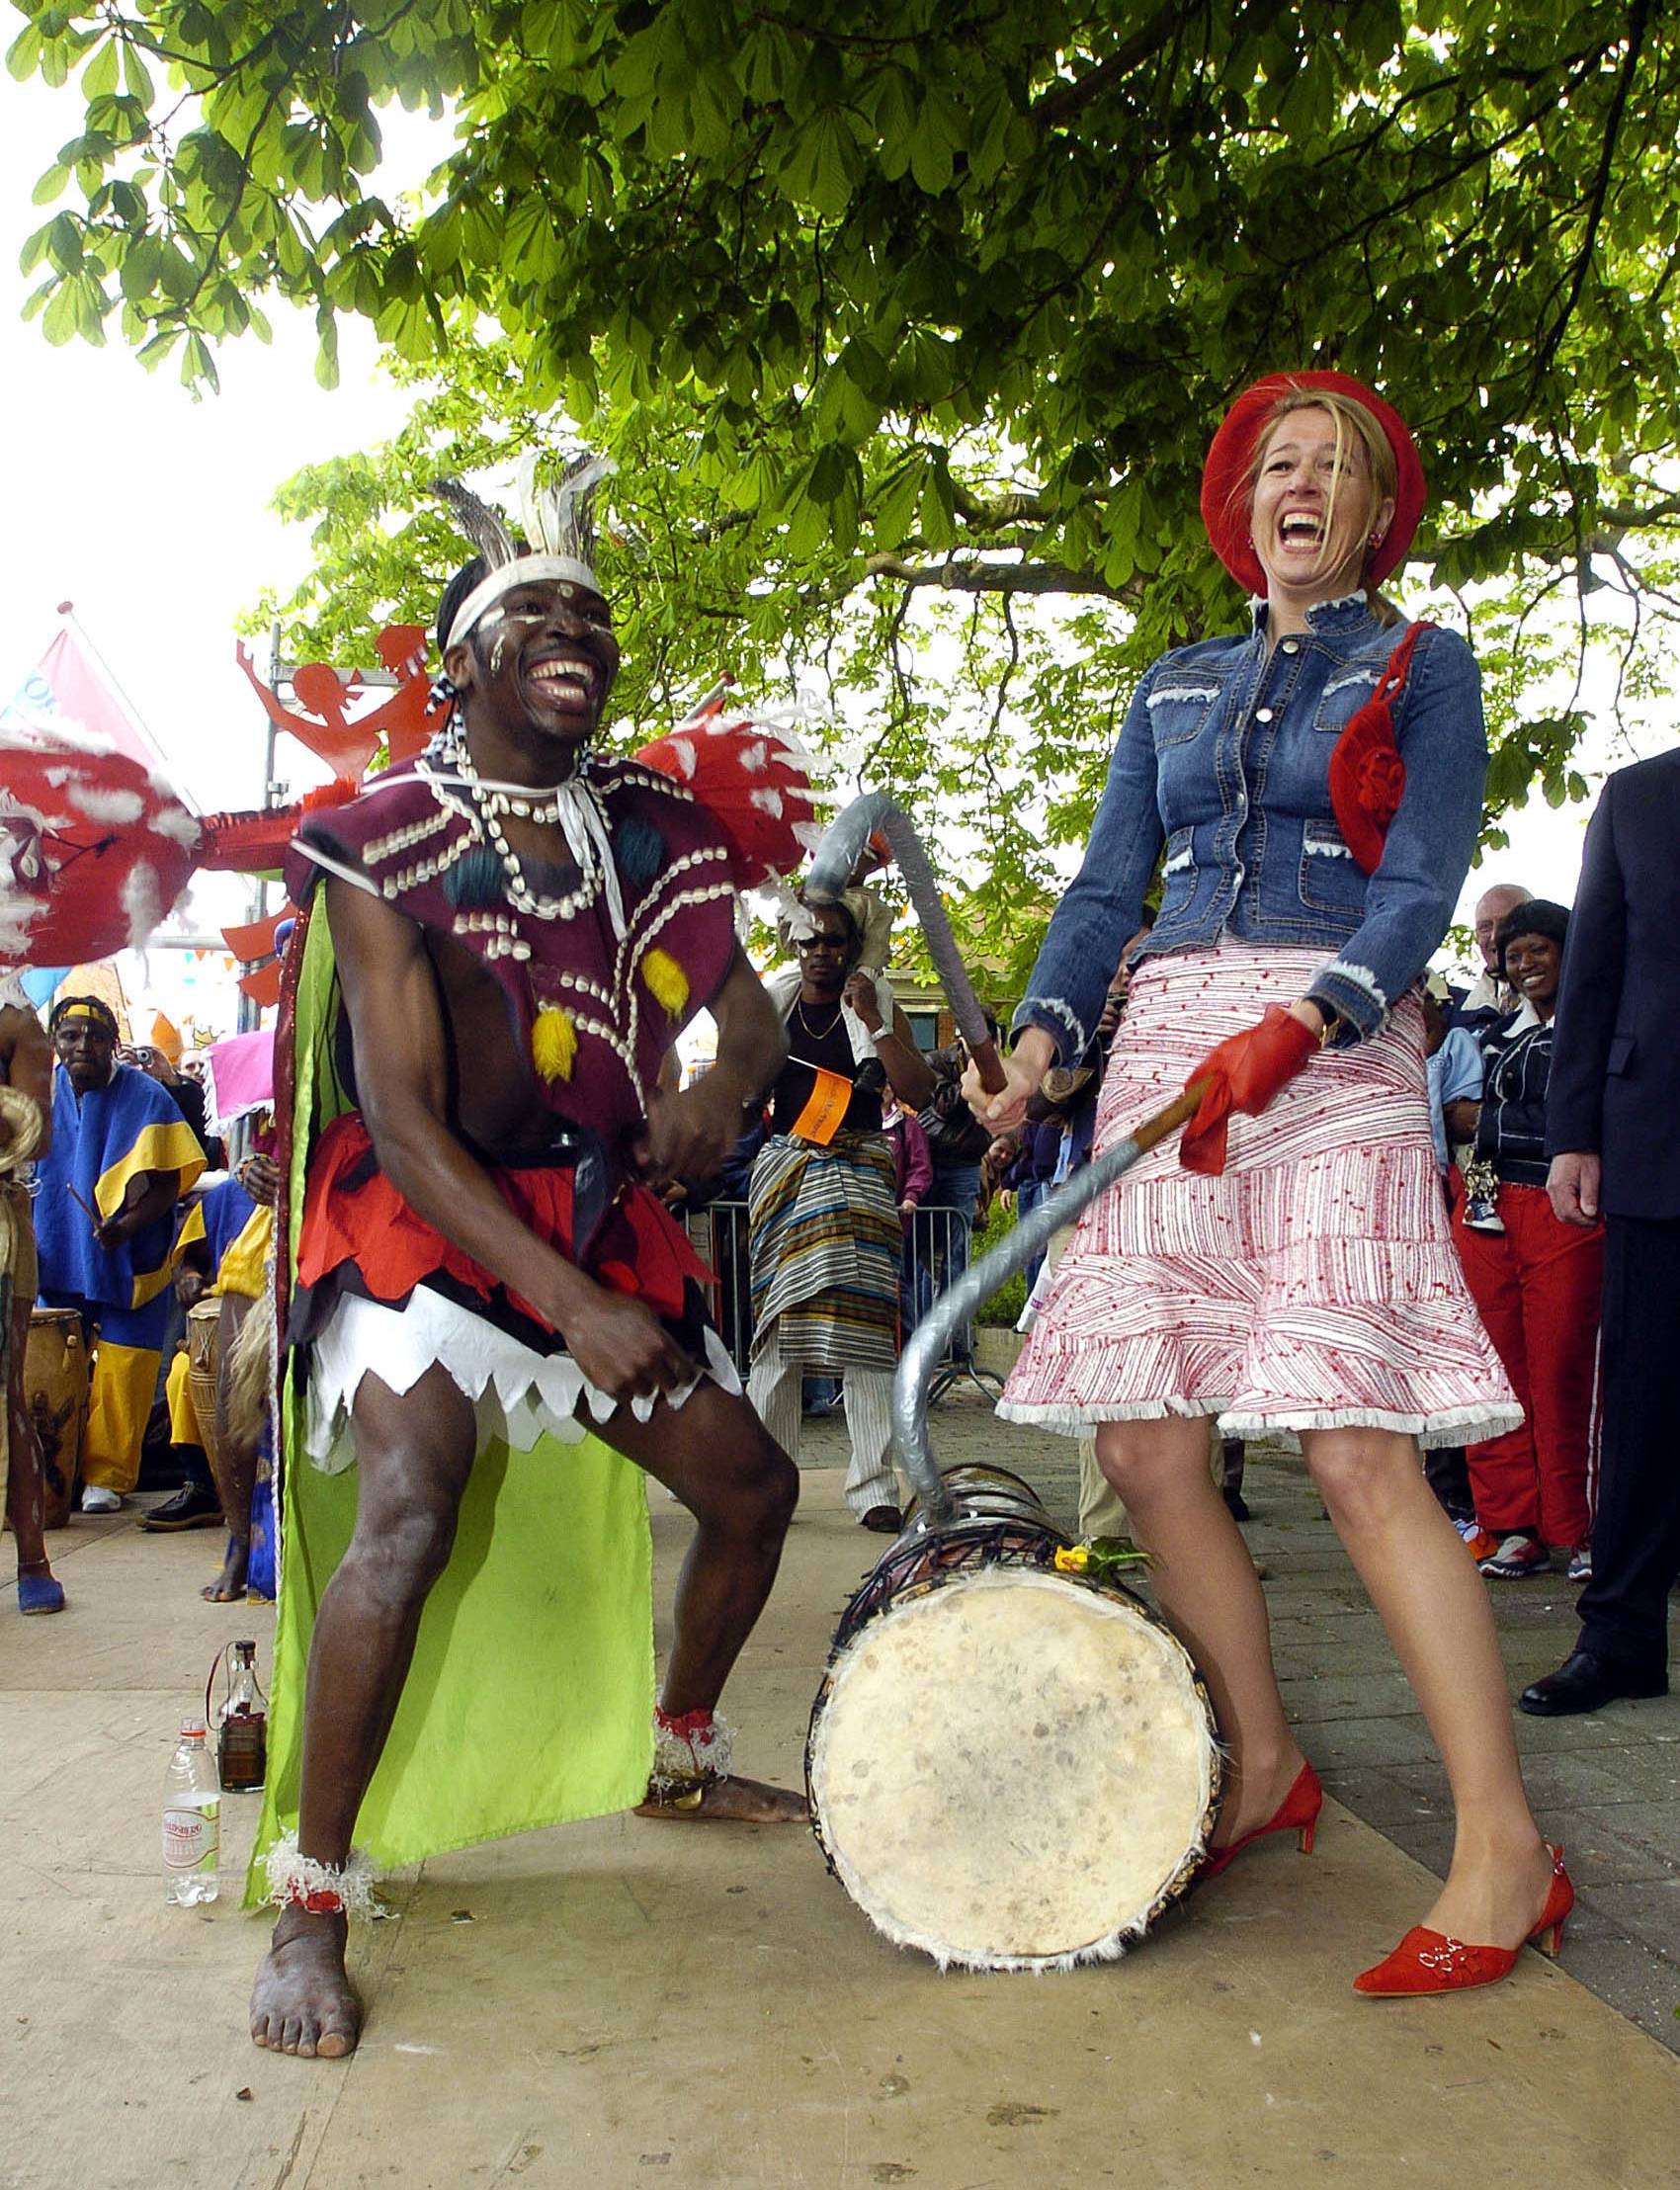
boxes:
[971,372,1570,1997]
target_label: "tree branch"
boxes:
[1031,5,1191,125]
[860,552,1132,602]
[1528,0,1653,390]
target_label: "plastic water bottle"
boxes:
[162,1720,220,1904]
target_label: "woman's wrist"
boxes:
[1009,1027,1056,1078]
[1289,999,1337,1046]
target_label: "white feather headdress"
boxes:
[436,452,618,653]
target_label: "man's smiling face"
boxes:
[450,576,622,752]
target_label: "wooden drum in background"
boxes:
[807,1490,1223,1973]
[24,1308,89,1529]
[185,1299,231,1516]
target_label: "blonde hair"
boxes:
[1231,385,1403,625]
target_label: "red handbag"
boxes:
[1327,621,1429,874]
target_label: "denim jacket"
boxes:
[1015,595,1488,1058]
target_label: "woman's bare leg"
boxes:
[1095,1415,1304,1843]
[1302,1427,1552,1945]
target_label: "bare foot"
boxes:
[634,1773,807,1823]
[1209,1747,1307,1849]
[1422,1836,1556,1950]
[250,1905,362,2059]
[202,1539,249,1603]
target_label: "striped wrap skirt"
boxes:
[999,943,1522,1449]
[747,1131,901,1374]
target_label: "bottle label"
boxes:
[162,1805,219,1872]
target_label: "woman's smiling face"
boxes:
[1249,405,1394,609]
[1503,930,1563,1016]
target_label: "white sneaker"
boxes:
[80,1485,122,1514]
[1477,1531,1547,1578]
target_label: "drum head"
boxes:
[808,1566,1220,1972]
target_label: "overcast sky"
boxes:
[1,63,1665,1034]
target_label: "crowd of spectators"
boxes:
[14,995,277,1616]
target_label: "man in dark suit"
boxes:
[1522,749,1680,1714]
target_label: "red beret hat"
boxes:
[1200,371,1427,596]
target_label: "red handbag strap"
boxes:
[1371,620,1430,712]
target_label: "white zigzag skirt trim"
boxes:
[1001,942,1523,1451]
[303,1282,741,1472]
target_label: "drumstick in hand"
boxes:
[62,1180,102,1231]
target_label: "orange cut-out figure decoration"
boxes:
[234,628,445,778]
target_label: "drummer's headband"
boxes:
[435,452,615,656]
[49,996,118,1038]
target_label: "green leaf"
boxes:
[81,36,119,100]
[6,24,40,82]
[773,108,861,221]
[966,83,1018,188]
[920,456,956,550]
[872,454,926,548]
[181,332,218,391]
[122,40,153,104]
[740,21,798,105]
[41,281,80,346]
[907,84,966,198]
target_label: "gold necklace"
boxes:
[796,996,843,1040]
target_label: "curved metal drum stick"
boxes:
[889,1079,1208,1524]
[803,791,1006,1097]
[804,788,1212,1527]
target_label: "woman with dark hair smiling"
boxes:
[1453,899,1602,1583]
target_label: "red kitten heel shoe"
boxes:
[1200,1760,1323,1880]
[1353,1846,1573,1997]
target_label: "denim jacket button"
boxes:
[1281,639,1301,654]
[1255,706,1275,721]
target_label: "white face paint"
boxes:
[490,629,508,678]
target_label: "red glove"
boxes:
[1180,1005,1318,1176]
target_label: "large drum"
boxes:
[807,1502,1222,1973]
[24,1308,88,1529]
[185,1299,232,1514]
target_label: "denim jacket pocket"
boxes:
[1312,663,1383,736]
[1298,818,1366,916]
[1145,678,1224,750]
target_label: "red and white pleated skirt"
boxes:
[999,944,1522,1449]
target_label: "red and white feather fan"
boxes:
[634,680,821,890]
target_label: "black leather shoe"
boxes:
[1519,1650,1667,1717]
[138,1481,224,1532]
[859,1504,902,1535]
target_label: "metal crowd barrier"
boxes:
[687,1199,1006,1400]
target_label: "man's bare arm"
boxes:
[97,1169,181,1250]
[326,879,691,1399]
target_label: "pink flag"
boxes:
[2,624,167,777]
[202,1028,275,1131]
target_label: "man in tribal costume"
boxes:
[1,977,61,1613]
[249,463,800,2063]
[34,996,206,1510]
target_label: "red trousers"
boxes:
[1454,1182,1603,1547]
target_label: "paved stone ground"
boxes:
[795,1379,1680,2058]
